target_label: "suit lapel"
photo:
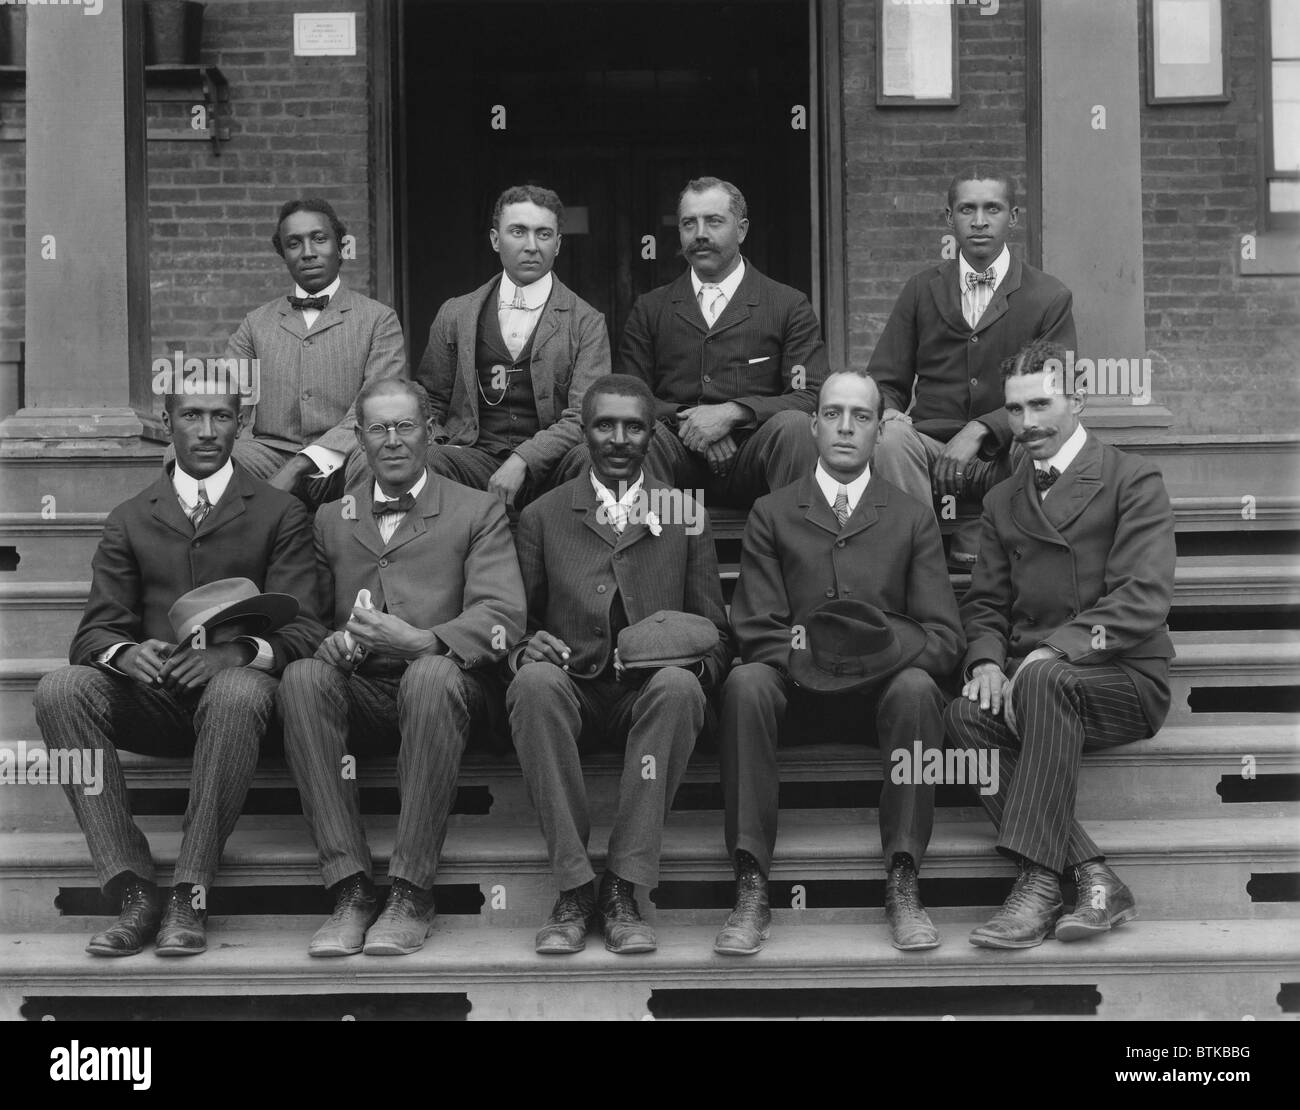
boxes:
[194,465,250,538]
[972,253,1023,336]
[1010,459,1069,547]
[302,283,352,339]
[836,473,885,543]
[574,469,617,548]
[928,261,968,336]
[1040,433,1104,532]
[797,473,841,538]
[276,298,308,341]
[148,467,194,540]
[669,271,709,336]
[376,470,441,557]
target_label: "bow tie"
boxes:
[1034,466,1061,492]
[289,294,330,311]
[372,492,416,516]
[966,269,996,288]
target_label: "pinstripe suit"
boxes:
[415,274,610,490]
[279,471,526,889]
[616,264,828,506]
[32,464,325,891]
[225,283,408,496]
[507,468,732,890]
[944,433,1176,872]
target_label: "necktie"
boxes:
[288,294,329,311]
[698,284,725,327]
[1034,466,1061,493]
[189,482,212,530]
[373,492,416,516]
[832,485,851,527]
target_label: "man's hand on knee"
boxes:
[520,630,572,670]
[315,630,358,671]
[118,639,177,686]
[962,661,1011,716]
[678,402,744,453]
[158,641,255,693]
[933,420,989,497]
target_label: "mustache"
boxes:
[1014,432,1051,444]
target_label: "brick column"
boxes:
[0,0,164,453]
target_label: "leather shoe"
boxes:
[1055,860,1137,942]
[885,853,940,951]
[714,850,771,956]
[86,875,162,958]
[970,859,1063,949]
[363,878,437,956]
[597,872,656,954]
[535,881,597,954]
[155,884,207,957]
[309,873,381,957]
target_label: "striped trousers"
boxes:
[32,664,277,890]
[944,658,1151,873]
[279,655,490,890]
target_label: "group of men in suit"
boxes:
[34,168,1176,964]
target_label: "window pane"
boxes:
[1269,180,1300,212]
[1273,0,1300,58]
[1274,62,1300,170]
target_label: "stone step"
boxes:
[2,816,1295,929]
[4,723,1296,833]
[0,917,1294,1020]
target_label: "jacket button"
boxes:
[192,540,200,548]
[303,339,312,347]
[589,664,599,673]
[824,588,835,598]
[1067,609,1077,619]
[596,584,606,593]
[703,375,712,383]
[970,335,979,343]
[1013,549,1022,559]
[970,378,978,386]
[379,558,388,567]
[1025,616,1036,625]
[835,539,845,548]
[614,552,622,560]
[594,627,603,636]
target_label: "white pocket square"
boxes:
[747,356,771,365]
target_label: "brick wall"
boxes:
[842,0,1029,370]
[0,89,23,417]
[1138,0,1300,434]
[148,0,374,373]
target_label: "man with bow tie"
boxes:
[945,340,1176,949]
[415,185,610,506]
[224,198,408,505]
[615,177,828,507]
[278,378,525,957]
[33,383,324,958]
[867,171,1075,566]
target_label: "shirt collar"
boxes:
[373,468,428,506]
[1036,422,1088,476]
[173,458,234,508]
[959,244,1010,289]
[814,459,871,514]
[293,276,342,301]
[690,257,746,302]
[590,468,645,507]
[499,270,553,310]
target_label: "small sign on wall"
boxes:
[294,13,357,57]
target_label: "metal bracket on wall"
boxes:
[145,64,230,155]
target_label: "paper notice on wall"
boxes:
[294,13,358,57]
[1156,0,1212,65]
[881,2,952,100]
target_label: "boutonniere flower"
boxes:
[645,510,663,537]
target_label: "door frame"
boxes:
[370,0,848,368]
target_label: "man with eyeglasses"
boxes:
[416,184,610,506]
[278,378,526,958]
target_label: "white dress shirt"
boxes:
[815,460,872,517]
[959,245,1009,329]
[292,276,345,478]
[498,271,552,360]
[1035,422,1087,500]
[690,258,746,327]
[373,470,428,544]
[591,469,645,533]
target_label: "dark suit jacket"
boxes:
[960,433,1177,731]
[731,471,964,680]
[867,254,1075,450]
[313,470,525,670]
[226,283,408,457]
[618,263,828,428]
[415,275,610,481]
[512,469,732,686]
[69,463,325,673]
